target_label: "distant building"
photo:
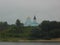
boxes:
[24,17,32,26]
[24,16,39,26]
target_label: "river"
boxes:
[0,42,60,45]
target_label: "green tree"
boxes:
[16,19,24,27]
[0,21,9,31]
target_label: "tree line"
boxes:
[0,19,60,40]
[30,20,60,40]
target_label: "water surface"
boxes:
[0,42,60,45]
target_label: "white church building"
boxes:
[24,16,39,26]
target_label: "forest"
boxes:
[0,19,60,41]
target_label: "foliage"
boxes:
[29,20,60,40]
[16,19,24,27]
[0,20,60,41]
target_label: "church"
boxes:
[24,16,39,26]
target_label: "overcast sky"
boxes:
[0,0,60,24]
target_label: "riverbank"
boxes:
[0,38,60,42]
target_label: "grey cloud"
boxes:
[0,0,60,24]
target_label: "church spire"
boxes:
[34,16,36,20]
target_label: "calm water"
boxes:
[0,42,60,45]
